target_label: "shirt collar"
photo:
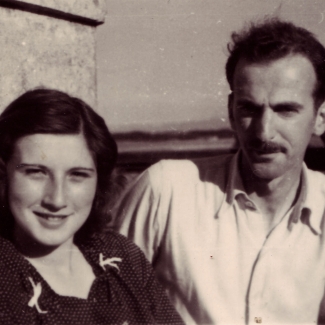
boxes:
[287,166,307,231]
[225,151,323,235]
[298,164,325,235]
[226,151,245,205]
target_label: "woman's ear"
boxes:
[228,93,236,131]
[313,102,325,136]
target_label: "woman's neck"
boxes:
[13,227,75,271]
[13,230,95,299]
[27,242,78,275]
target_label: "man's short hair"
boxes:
[226,18,325,108]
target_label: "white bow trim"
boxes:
[99,253,122,272]
[28,277,48,314]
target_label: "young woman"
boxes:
[0,88,183,324]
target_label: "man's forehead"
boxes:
[232,55,317,95]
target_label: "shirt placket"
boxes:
[245,217,292,325]
[246,243,270,325]
[233,195,267,325]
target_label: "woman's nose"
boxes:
[254,108,276,141]
[42,179,67,211]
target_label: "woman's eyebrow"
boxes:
[70,167,96,172]
[15,164,96,172]
[15,163,46,169]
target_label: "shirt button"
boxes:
[245,201,255,209]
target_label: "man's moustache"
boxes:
[247,141,285,153]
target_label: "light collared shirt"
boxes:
[115,153,325,325]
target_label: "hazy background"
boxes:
[96,0,325,135]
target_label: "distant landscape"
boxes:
[114,128,237,172]
[114,129,325,173]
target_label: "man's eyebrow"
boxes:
[236,99,304,109]
[237,98,255,104]
[236,99,262,107]
[272,102,304,109]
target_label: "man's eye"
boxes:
[237,104,259,115]
[275,106,298,116]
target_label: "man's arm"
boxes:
[113,162,171,263]
[318,290,325,324]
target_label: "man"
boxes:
[114,19,325,324]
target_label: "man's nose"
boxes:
[253,108,275,141]
[42,178,67,211]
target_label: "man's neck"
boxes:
[240,163,302,230]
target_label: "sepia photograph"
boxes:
[0,0,325,324]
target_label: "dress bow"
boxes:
[28,277,48,314]
[99,253,122,272]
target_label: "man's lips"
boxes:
[247,141,285,155]
[250,148,282,154]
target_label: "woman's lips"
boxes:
[33,211,72,230]
[34,211,69,220]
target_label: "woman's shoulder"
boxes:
[0,236,21,271]
[89,231,146,261]
[0,237,26,285]
[85,231,151,282]
[0,237,28,315]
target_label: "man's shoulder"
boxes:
[147,154,233,185]
[304,166,325,193]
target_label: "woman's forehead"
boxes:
[10,133,96,170]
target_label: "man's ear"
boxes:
[313,102,325,136]
[228,93,236,131]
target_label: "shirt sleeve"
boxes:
[113,161,171,263]
[318,290,325,324]
[115,233,184,325]
[140,246,184,325]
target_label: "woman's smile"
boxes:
[6,133,98,248]
[33,211,71,229]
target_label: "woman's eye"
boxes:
[25,169,45,178]
[70,171,90,181]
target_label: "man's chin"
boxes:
[248,150,281,163]
[249,161,284,181]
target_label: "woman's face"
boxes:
[6,133,97,248]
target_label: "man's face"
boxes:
[229,55,324,181]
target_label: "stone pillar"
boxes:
[0,0,106,111]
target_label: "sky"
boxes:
[96,0,325,133]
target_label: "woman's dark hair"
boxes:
[0,88,118,241]
[226,18,325,108]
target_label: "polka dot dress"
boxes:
[0,231,184,324]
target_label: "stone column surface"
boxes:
[0,0,106,111]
